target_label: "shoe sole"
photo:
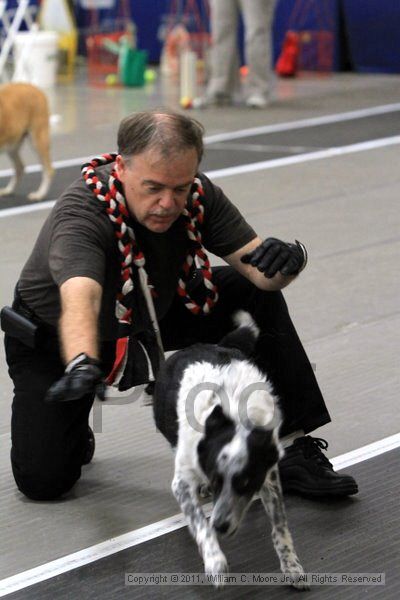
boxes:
[281,481,359,497]
[82,428,95,465]
[246,103,268,109]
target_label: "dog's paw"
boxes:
[283,566,310,591]
[204,553,229,588]
[198,483,211,499]
[27,191,45,202]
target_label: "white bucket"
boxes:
[13,31,59,88]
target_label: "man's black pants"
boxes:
[5,267,330,501]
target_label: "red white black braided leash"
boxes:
[81,153,219,329]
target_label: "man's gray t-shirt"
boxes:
[18,167,256,340]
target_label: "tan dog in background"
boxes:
[0,82,54,201]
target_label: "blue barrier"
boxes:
[342,0,400,73]
[74,0,400,74]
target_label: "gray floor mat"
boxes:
[4,448,398,599]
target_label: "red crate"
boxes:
[298,30,334,72]
[86,31,125,86]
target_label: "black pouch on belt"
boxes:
[0,306,40,348]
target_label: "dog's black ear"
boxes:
[197,438,206,458]
[249,427,273,447]
[205,404,233,435]
[248,428,279,464]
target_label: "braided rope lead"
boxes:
[82,157,218,324]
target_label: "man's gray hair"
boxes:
[117,109,205,163]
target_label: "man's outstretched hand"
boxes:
[241,237,308,278]
[45,353,105,402]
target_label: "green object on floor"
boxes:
[119,46,148,87]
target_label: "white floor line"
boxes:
[210,142,322,154]
[331,433,400,470]
[205,135,400,180]
[0,155,92,179]
[203,102,400,144]
[1,133,400,221]
[0,200,56,219]
[0,432,399,597]
[0,101,399,180]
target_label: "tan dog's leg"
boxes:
[0,145,24,196]
[28,117,54,201]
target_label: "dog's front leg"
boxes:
[172,472,228,583]
[260,466,309,590]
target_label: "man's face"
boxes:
[115,147,199,233]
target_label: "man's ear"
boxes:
[115,154,127,181]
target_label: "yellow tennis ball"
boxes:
[180,96,193,109]
[144,68,157,82]
[105,74,118,86]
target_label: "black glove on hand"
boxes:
[241,237,308,278]
[45,353,106,402]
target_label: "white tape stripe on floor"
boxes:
[0,156,92,179]
[0,200,56,218]
[205,135,400,179]
[331,433,400,470]
[1,134,400,220]
[0,101,399,180]
[203,102,400,144]
[0,432,399,597]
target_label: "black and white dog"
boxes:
[153,311,307,589]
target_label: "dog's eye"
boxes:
[212,474,223,492]
[233,475,250,494]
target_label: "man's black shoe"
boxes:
[279,436,358,497]
[82,426,95,465]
